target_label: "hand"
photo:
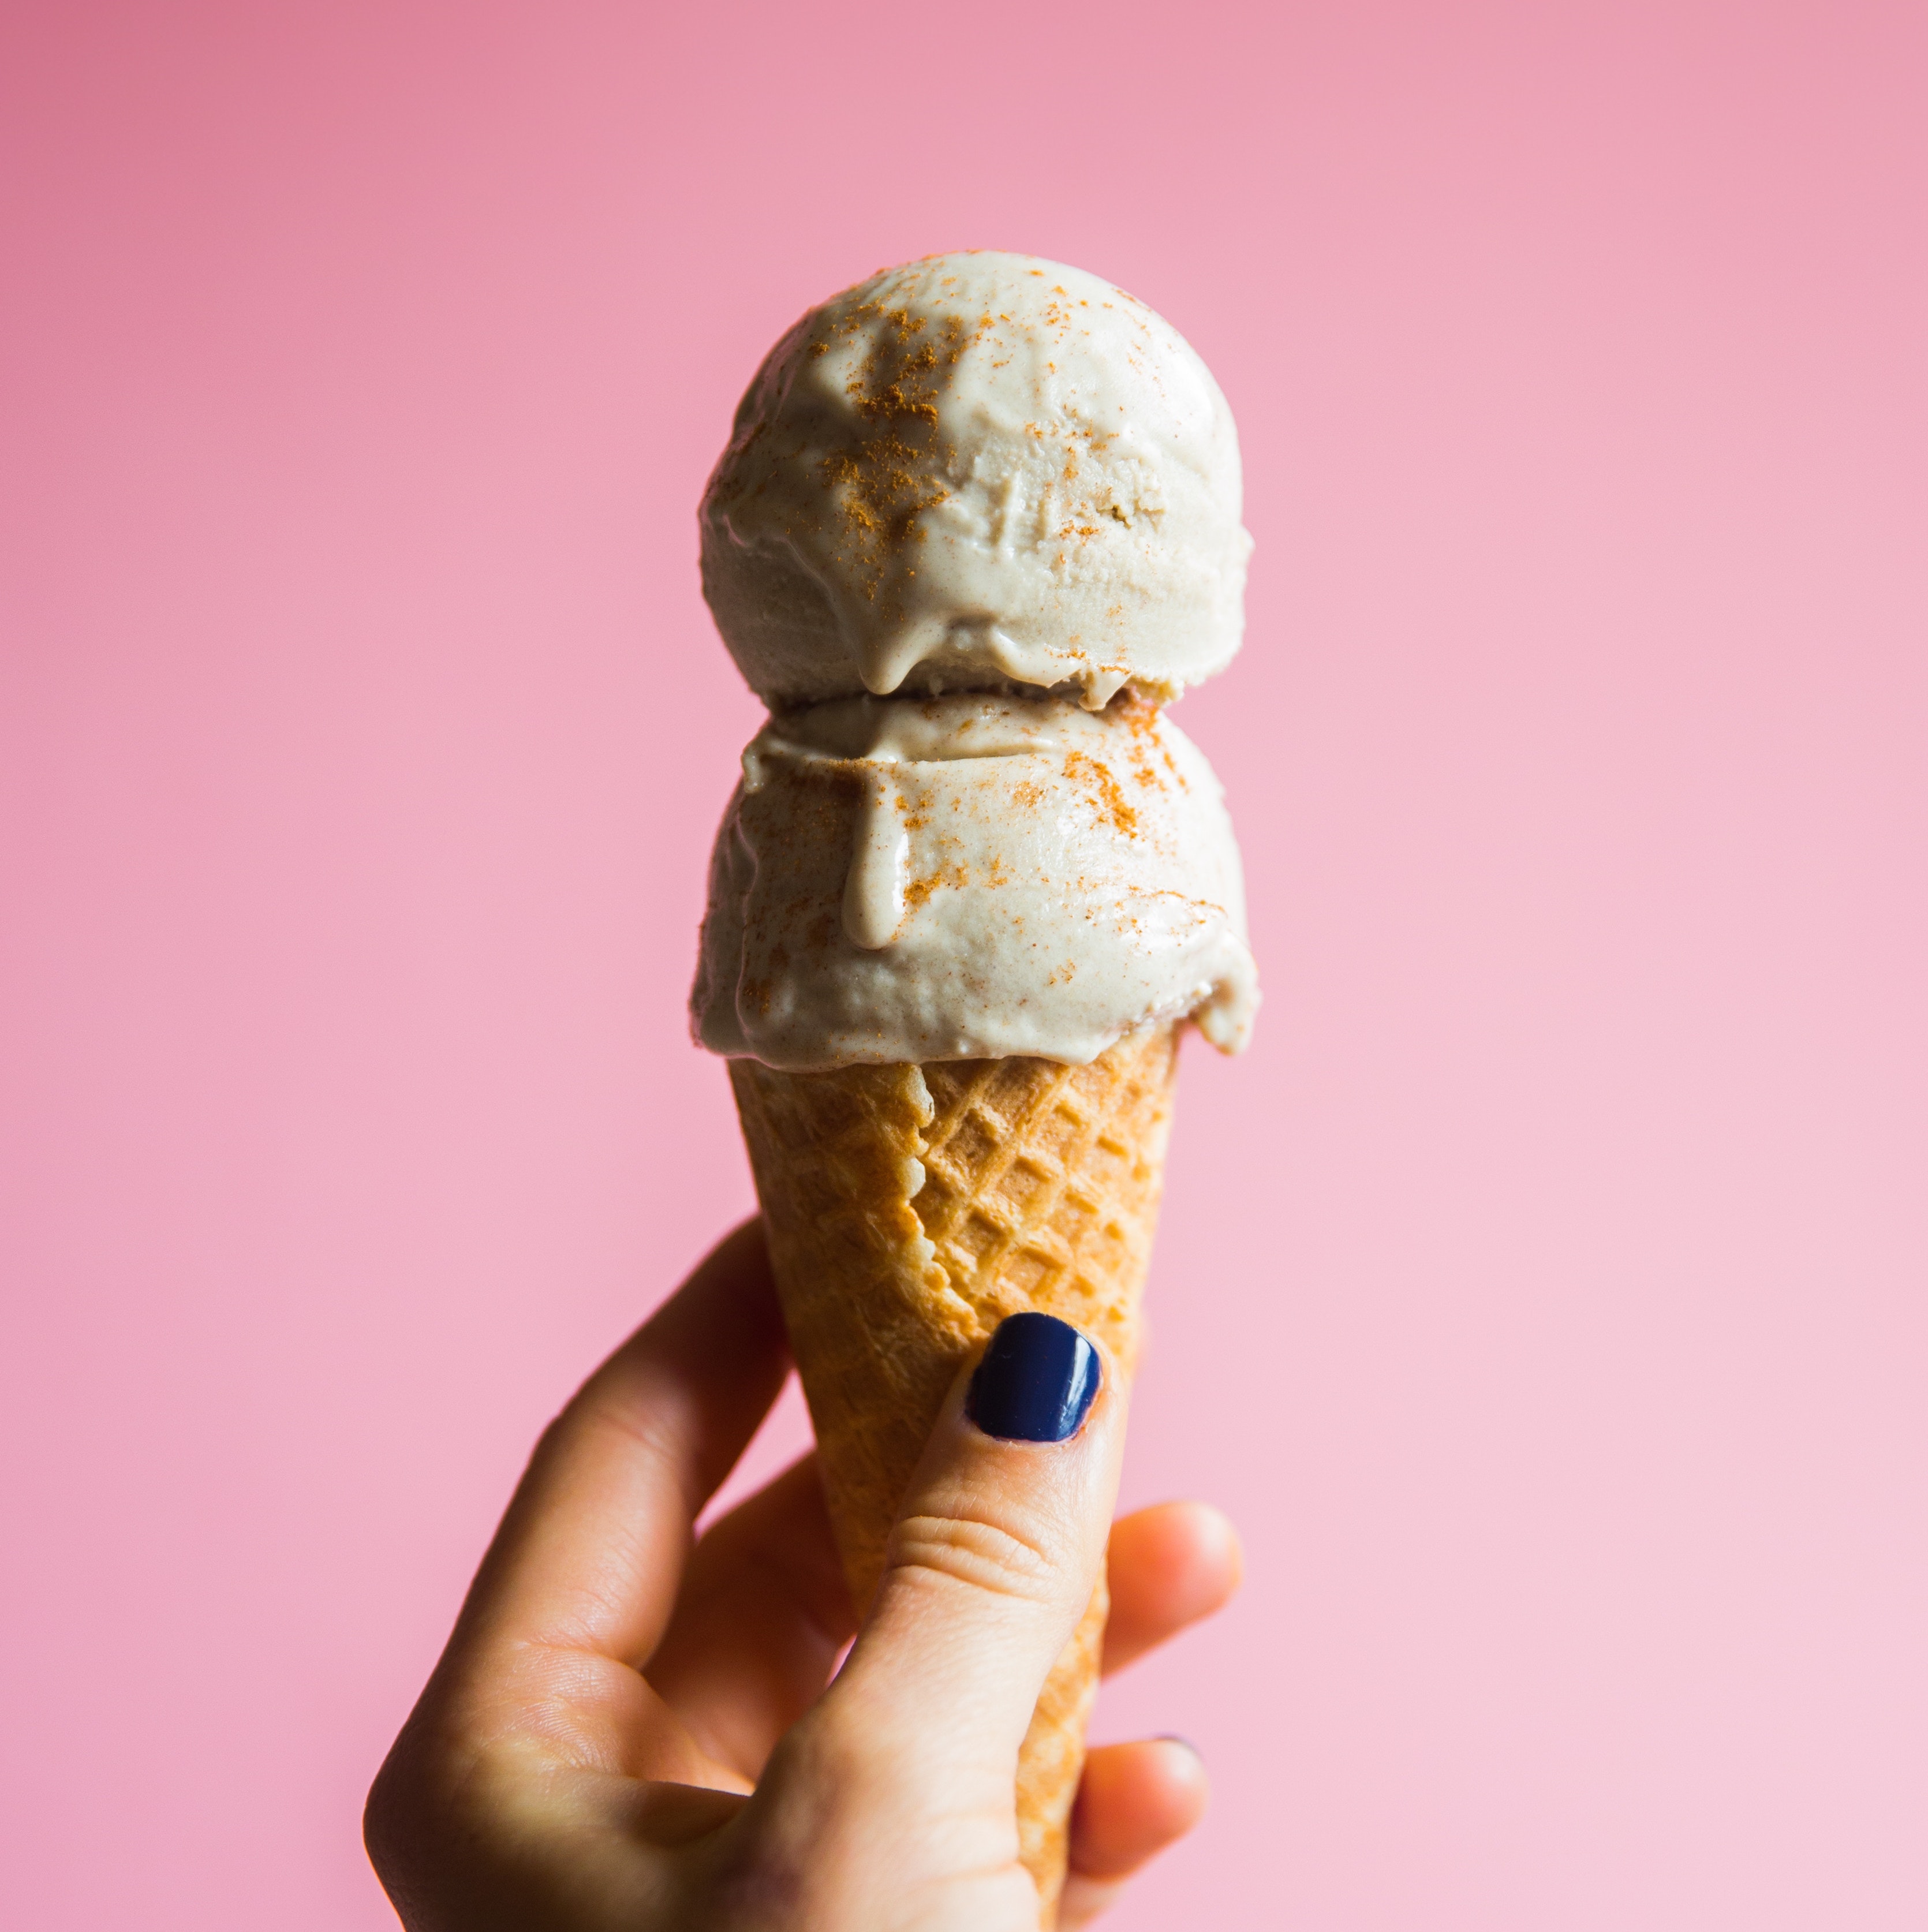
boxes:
[366,1221,1242,1929]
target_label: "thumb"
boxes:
[816,1313,1124,1808]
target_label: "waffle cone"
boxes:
[727,1023,1181,1923]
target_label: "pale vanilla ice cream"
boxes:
[700,252,1252,711]
[691,252,1258,1070]
[692,695,1257,1069]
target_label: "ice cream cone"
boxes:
[727,1022,1182,1923]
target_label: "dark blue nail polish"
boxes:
[966,1313,1101,1443]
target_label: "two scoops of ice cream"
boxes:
[686,251,1258,1921]
[692,249,1258,1068]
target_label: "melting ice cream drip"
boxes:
[842,780,909,950]
[855,614,1119,710]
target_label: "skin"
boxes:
[366,1221,1243,1929]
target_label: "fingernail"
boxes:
[1155,1733,1203,1761]
[966,1313,1101,1443]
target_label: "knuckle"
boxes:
[886,1509,1059,1605]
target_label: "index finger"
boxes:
[451,1219,791,1670]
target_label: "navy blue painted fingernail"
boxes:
[966,1313,1101,1443]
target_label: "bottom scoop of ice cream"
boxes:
[692,693,1258,1069]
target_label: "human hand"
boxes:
[365,1221,1241,1930]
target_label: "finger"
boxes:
[797,1313,1125,1826]
[1102,1501,1243,1676]
[454,1219,790,1668]
[1068,1737,1209,1877]
[1058,1738,1210,1927]
[644,1454,857,1779]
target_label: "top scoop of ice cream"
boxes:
[699,252,1253,711]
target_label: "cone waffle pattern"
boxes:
[728,1025,1180,1923]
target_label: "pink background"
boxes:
[3,2,1925,1925]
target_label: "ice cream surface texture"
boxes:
[700,252,1252,711]
[692,693,1257,1068]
